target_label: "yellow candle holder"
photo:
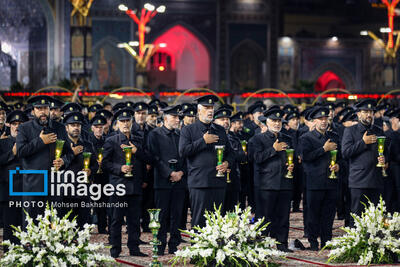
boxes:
[329,150,337,179]
[215,145,225,178]
[226,169,231,183]
[54,139,65,171]
[376,136,388,177]
[285,149,294,179]
[124,146,133,177]
[97,147,104,174]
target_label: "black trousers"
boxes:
[350,188,380,227]
[383,177,395,213]
[189,187,225,228]
[292,165,303,210]
[141,184,154,231]
[110,194,141,254]
[224,185,240,213]
[1,201,22,249]
[94,195,109,233]
[179,189,190,230]
[255,189,292,245]
[155,188,185,247]
[307,189,337,247]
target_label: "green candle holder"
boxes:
[329,150,337,179]
[376,136,388,177]
[148,209,162,267]
[123,146,133,177]
[215,145,225,177]
[97,147,104,174]
[285,149,294,179]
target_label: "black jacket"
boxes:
[179,120,234,188]
[387,129,400,188]
[16,119,71,194]
[300,129,340,190]
[103,131,147,195]
[248,131,293,190]
[341,123,387,189]
[62,136,98,198]
[227,131,247,191]
[0,136,21,201]
[147,126,186,189]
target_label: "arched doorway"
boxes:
[230,39,265,91]
[150,25,210,90]
[315,71,345,92]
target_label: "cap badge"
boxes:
[41,99,45,104]
[123,112,127,116]
[101,113,104,116]
[184,105,187,109]
[98,119,101,124]
[15,115,19,120]
[368,104,371,108]
[74,116,78,120]
[240,115,243,119]
[51,103,54,107]
[321,111,325,116]
[139,105,142,109]
[223,111,226,115]
[276,113,280,117]
[69,107,73,111]
[209,99,212,104]
[190,111,193,115]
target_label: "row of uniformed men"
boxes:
[0,94,399,256]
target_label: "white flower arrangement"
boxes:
[0,203,116,267]
[171,205,285,267]
[324,197,400,265]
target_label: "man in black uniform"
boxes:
[300,106,340,251]
[17,95,71,223]
[96,109,113,137]
[103,109,148,258]
[248,109,294,253]
[0,101,9,137]
[179,95,234,228]
[223,110,246,212]
[49,98,64,123]
[61,112,97,228]
[89,114,109,233]
[147,105,186,255]
[181,103,196,128]
[387,109,400,211]
[0,110,28,251]
[131,102,154,233]
[342,100,387,221]
[286,110,302,212]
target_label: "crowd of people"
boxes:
[0,94,399,257]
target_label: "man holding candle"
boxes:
[62,112,97,228]
[179,95,234,228]
[299,106,340,251]
[103,108,148,258]
[342,100,387,224]
[214,108,246,213]
[248,108,294,253]
[89,114,109,234]
[147,105,186,255]
[0,110,28,251]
